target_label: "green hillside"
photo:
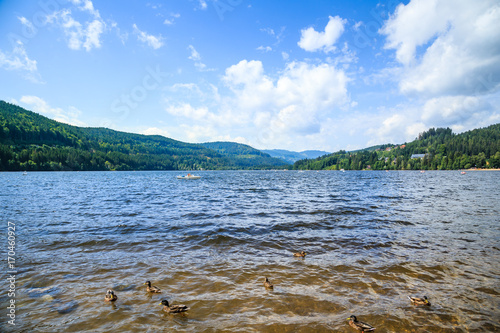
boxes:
[0,101,288,171]
[293,125,500,170]
[201,142,288,167]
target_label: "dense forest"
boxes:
[0,101,288,171]
[293,125,500,170]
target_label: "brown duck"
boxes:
[144,281,161,293]
[264,277,273,289]
[408,295,431,306]
[347,315,375,331]
[293,251,307,257]
[104,289,117,302]
[159,299,189,313]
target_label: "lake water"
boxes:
[1,170,499,332]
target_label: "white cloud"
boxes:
[18,96,86,126]
[364,94,500,147]
[0,40,42,83]
[222,59,349,146]
[18,16,35,31]
[164,13,180,25]
[367,0,500,148]
[141,127,171,137]
[69,0,101,18]
[198,0,208,10]
[159,58,350,149]
[0,41,37,72]
[166,103,213,120]
[187,45,214,71]
[46,6,105,52]
[133,24,164,49]
[381,0,500,97]
[298,16,346,52]
[257,46,272,52]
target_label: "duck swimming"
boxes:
[104,289,117,302]
[408,295,431,306]
[144,281,161,293]
[293,251,307,257]
[159,299,189,313]
[264,277,273,289]
[347,315,376,331]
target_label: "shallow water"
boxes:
[1,170,499,332]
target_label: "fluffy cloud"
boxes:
[381,0,500,97]
[133,24,164,49]
[160,59,350,149]
[45,3,105,52]
[18,96,86,126]
[371,0,500,146]
[223,59,349,146]
[298,16,346,52]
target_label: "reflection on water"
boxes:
[1,170,499,332]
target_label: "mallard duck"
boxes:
[347,315,376,331]
[159,299,189,313]
[104,289,117,302]
[293,251,307,257]
[264,277,273,289]
[408,295,431,306]
[144,281,161,293]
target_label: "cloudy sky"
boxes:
[1,0,499,152]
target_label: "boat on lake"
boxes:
[177,173,201,180]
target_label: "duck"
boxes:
[408,295,431,306]
[144,281,161,293]
[159,299,189,313]
[346,315,376,331]
[293,251,307,257]
[104,289,117,302]
[264,277,274,289]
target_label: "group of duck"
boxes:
[104,251,431,331]
[104,281,189,313]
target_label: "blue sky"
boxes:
[1,0,499,152]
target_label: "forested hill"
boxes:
[0,101,288,171]
[293,125,500,170]
[201,142,288,167]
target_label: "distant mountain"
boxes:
[0,101,288,171]
[201,142,289,168]
[262,149,330,164]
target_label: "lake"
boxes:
[1,170,499,332]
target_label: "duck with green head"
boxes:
[346,315,375,331]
